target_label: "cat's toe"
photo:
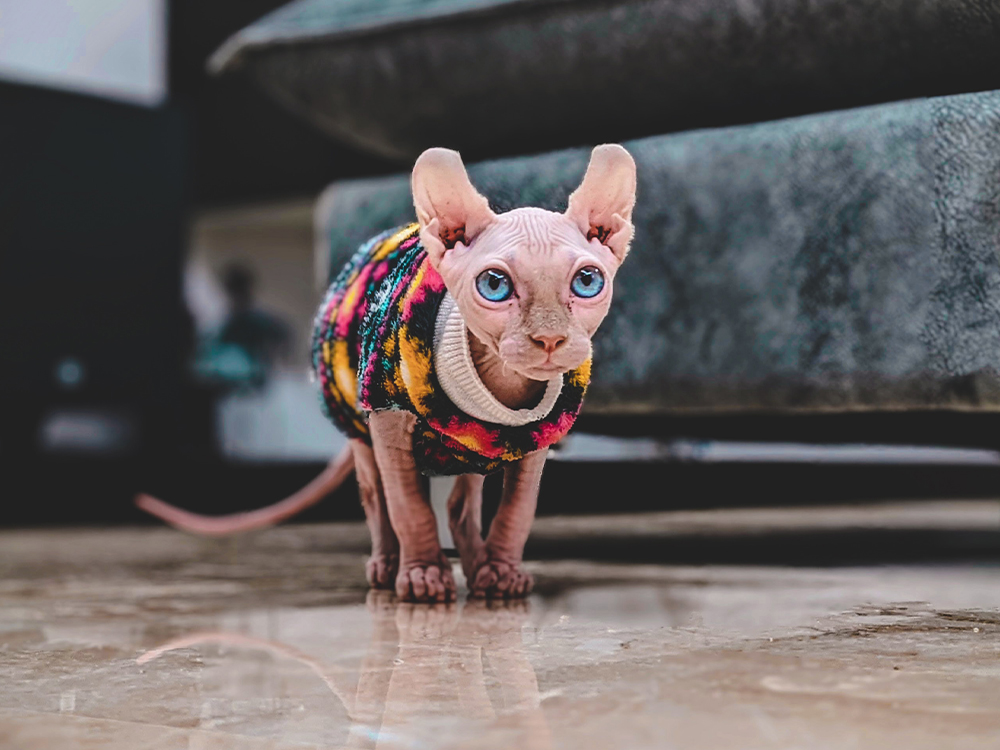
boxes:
[395,562,456,603]
[508,569,534,597]
[366,554,399,589]
[470,560,533,599]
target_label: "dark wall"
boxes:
[0,80,188,430]
[168,0,393,208]
[0,81,188,522]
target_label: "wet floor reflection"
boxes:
[138,593,552,749]
[7,523,1000,749]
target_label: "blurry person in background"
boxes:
[218,264,292,378]
[192,263,292,391]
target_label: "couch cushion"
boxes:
[316,90,1000,413]
[215,0,1000,161]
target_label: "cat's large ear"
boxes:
[566,144,637,262]
[412,148,496,269]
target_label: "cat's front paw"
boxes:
[469,558,534,599]
[395,560,457,602]
[366,553,399,590]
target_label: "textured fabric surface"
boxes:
[212,0,526,53]
[312,223,591,474]
[316,90,1000,413]
[215,0,1000,161]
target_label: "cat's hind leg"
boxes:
[351,439,399,589]
[447,474,487,583]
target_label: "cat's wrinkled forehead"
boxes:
[480,207,590,255]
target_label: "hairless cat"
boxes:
[137,144,637,603]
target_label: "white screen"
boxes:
[0,0,166,106]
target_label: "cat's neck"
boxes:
[467,330,547,410]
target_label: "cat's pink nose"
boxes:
[529,334,566,354]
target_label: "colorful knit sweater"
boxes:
[311,223,591,476]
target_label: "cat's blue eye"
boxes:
[476,269,513,302]
[571,266,605,298]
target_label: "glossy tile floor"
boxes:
[2,503,1000,749]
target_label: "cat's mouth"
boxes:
[509,359,574,381]
[529,364,564,377]
[495,334,589,380]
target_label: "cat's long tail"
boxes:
[134,444,355,537]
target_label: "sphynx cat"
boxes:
[137,144,637,603]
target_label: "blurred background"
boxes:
[3,0,1000,561]
[1,0,390,526]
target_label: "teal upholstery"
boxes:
[317,90,1000,413]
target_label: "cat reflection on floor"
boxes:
[138,594,552,749]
